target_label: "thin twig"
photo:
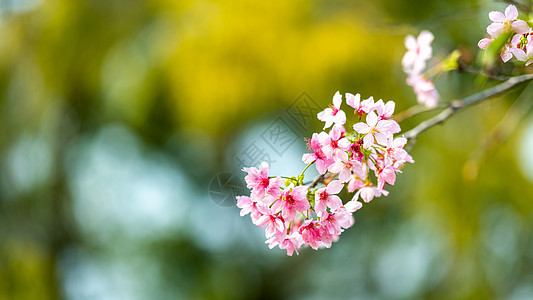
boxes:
[459,65,512,81]
[394,104,446,123]
[403,74,533,145]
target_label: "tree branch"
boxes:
[403,74,533,143]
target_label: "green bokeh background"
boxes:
[1,0,533,299]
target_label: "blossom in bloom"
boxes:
[236,91,414,255]
[346,93,375,119]
[314,180,343,216]
[407,74,439,108]
[272,185,310,220]
[374,99,395,120]
[298,220,332,249]
[353,111,401,148]
[402,30,434,74]
[317,91,346,129]
[254,205,285,238]
[243,162,283,199]
[302,133,334,174]
[486,5,529,37]
[377,165,398,190]
[510,31,533,65]
[384,136,414,166]
[328,155,366,183]
[319,125,350,160]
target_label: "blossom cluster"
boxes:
[236,92,413,255]
[402,31,439,108]
[478,4,533,65]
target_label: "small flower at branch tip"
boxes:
[402,30,434,74]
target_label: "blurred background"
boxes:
[1,0,533,299]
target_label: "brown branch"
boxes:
[403,74,533,147]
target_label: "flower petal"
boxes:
[332,91,342,109]
[512,20,530,34]
[488,11,505,22]
[505,4,518,21]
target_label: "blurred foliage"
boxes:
[1,0,533,299]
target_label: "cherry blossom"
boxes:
[402,30,434,74]
[319,125,350,160]
[314,180,343,216]
[407,74,439,108]
[272,185,310,220]
[486,5,529,37]
[317,91,346,129]
[302,133,334,174]
[346,93,374,119]
[237,90,412,255]
[353,111,401,148]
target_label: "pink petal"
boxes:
[366,111,378,127]
[316,159,328,174]
[344,200,362,213]
[404,35,417,51]
[327,195,343,210]
[363,134,374,149]
[512,20,530,34]
[487,23,505,37]
[512,48,528,61]
[334,110,346,126]
[236,196,252,208]
[326,180,344,194]
[338,168,352,183]
[505,4,518,21]
[328,160,344,173]
[417,30,434,46]
[332,91,342,109]
[478,38,492,49]
[345,92,360,109]
[353,122,370,134]
[488,11,505,22]
[501,49,513,62]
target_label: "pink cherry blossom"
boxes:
[346,93,375,119]
[314,180,343,216]
[406,74,439,108]
[374,99,395,120]
[302,133,334,174]
[320,213,343,236]
[328,155,366,183]
[319,125,350,160]
[384,137,414,165]
[510,31,533,65]
[317,91,346,129]
[298,220,332,249]
[243,163,283,199]
[377,165,398,190]
[402,30,434,74]
[353,111,401,148]
[486,5,529,37]
[254,205,285,238]
[272,185,310,220]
